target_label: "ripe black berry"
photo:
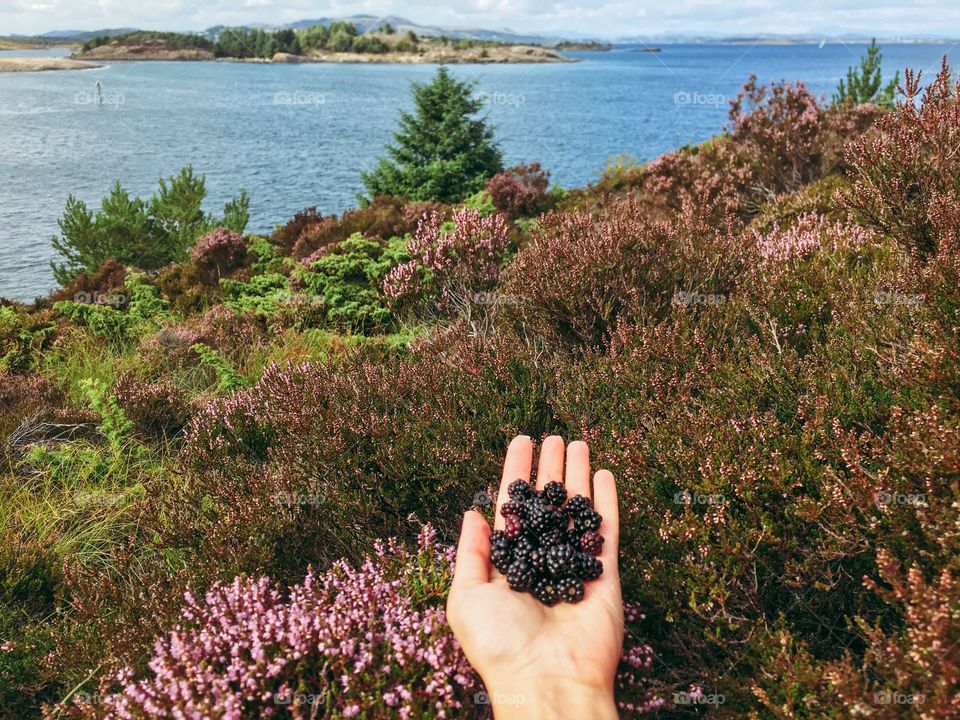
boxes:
[543,481,567,507]
[500,500,523,518]
[539,528,564,548]
[565,528,583,548]
[545,544,577,577]
[578,553,603,581]
[490,530,509,547]
[557,575,585,603]
[529,547,549,575]
[504,514,524,539]
[491,545,513,573]
[580,530,604,556]
[564,494,593,517]
[533,576,560,605]
[506,560,534,591]
[526,499,563,534]
[574,509,602,533]
[508,479,533,502]
[512,535,537,562]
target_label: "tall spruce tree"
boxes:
[362,66,503,202]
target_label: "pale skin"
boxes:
[447,435,623,719]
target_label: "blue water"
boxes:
[0,42,955,301]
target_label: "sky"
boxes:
[0,0,957,39]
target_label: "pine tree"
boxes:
[833,38,900,109]
[362,66,503,202]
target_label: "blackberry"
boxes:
[504,514,524,539]
[508,479,533,502]
[574,509,602,533]
[580,530,604,556]
[539,528,564,547]
[578,553,603,581]
[543,481,567,507]
[500,500,523,518]
[490,544,513,574]
[506,560,534,591]
[533,576,560,606]
[565,528,584,548]
[490,530,509,547]
[556,575,585,603]
[512,535,537,562]
[529,547,549,575]
[564,494,593,518]
[545,544,577,577]
[526,499,563,534]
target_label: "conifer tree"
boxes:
[362,66,503,202]
[833,38,900,109]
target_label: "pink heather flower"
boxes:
[383,207,511,310]
[753,212,873,266]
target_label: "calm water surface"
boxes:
[0,42,955,300]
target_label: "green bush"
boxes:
[297,233,408,331]
[51,167,249,285]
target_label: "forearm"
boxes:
[483,678,618,720]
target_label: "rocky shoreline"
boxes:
[0,57,101,73]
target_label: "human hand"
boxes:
[447,435,623,720]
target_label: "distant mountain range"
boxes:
[6,16,957,45]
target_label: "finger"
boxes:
[592,469,620,570]
[564,441,591,500]
[535,435,565,490]
[495,435,532,530]
[451,510,491,589]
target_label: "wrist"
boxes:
[481,675,617,720]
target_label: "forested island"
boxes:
[73,23,569,64]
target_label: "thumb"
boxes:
[451,510,491,589]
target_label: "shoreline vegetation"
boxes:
[0,57,100,73]
[2,42,958,720]
[71,25,570,64]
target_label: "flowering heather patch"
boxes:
[485,162,551,219]
[189,227,248,277]
[752,211,873,266]
[383,208,510,312]
[71,527,659,719]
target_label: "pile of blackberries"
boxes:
[490,479,604,605]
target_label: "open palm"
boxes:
[447,435,623,718]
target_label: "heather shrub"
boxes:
[111,372,191,442]
[485,162,551,219]
[383,208,510,314]
[189,226,248,278]
[53,273,169,340]
[501,199,746,350]
[728,76,833,198]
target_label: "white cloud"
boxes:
[0,0,957,37]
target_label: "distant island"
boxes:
[0,57,100,73]
[71,24,570,64]
[554,41,612,51]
